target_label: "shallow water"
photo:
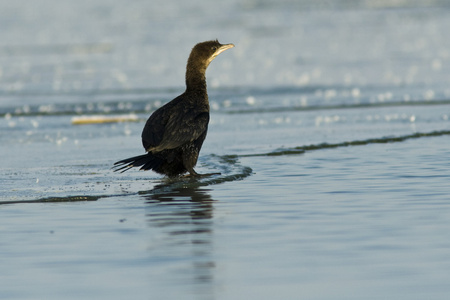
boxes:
[1,1,450,299]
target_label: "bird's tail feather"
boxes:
[113,153,163,173]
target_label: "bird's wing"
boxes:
[150,111,209,151]
[141,99,210,152]
[141,104,172,150]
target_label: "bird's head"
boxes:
[188,40,235,70]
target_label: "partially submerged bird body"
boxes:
[113,40,234,177]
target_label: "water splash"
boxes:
[0,154,253,205]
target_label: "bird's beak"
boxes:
[216,43,235,56]
[207,43,234,65]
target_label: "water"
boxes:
[1,1,450,299]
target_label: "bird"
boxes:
[113,40,234,177]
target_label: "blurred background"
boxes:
[1,0,449,96]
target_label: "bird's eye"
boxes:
[212,46,217,51]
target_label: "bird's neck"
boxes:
[185,59,208,96]
[185,71,207,93]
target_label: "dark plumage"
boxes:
[113,40,234,177]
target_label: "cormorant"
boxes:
[113,40,234,177]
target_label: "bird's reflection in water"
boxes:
[141,183,216,295]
